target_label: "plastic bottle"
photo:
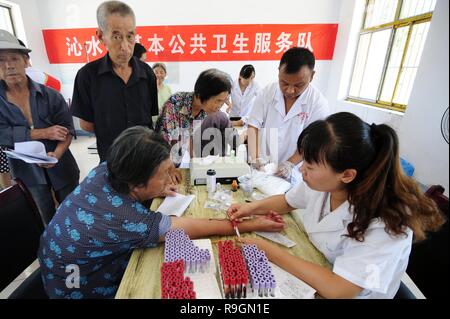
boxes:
[206,169,216,194]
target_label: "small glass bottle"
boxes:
[206,169,216,194]
[231,180,238,192]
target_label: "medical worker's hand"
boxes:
[227,202,265,221]
[274,161,295,179]
[244,215,286,233]
[249,157,269,171]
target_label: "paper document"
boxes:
[157,193,195,217]
[4,141,58,165]
[269,262,316,299]
[251,172,291,195]
[179,150,191,169]
[255,231,297,248]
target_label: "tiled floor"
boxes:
[0,135,427,299]
[0,136,98,299]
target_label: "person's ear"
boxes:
[96,28,104,44]
[24,56,31,67]
[340,169,357,184]
[310,70,315,82]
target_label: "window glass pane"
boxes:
[350,29,391,101]
[364,0,399,28]
[0,6,15,34]
[393,22,430,104]
[400,0,436,19]
[380,26,409,102]
[349,34,371,98]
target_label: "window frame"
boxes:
[0,3,16,35]
[347,0,434,112]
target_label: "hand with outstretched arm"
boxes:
[160,214,285,243]
[227,194,295,221]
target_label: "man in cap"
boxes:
[0,29,80,224]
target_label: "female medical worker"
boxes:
[247,47,329,181]
[228,112,445,299]
[227,64,260,126]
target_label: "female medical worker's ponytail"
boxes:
[297,112,445,242]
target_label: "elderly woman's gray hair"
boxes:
[97,1,136,32]
[106,126,170,194]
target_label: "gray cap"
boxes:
[0,29,32,53]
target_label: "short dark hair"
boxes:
[194,69,232,103]
[106,126,170,194]
[279,47,315,74]
[133,43,146,59]
[239,64,255,79]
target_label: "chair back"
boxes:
[406,185,449,299]
[0,179,45,291]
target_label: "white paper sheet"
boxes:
[184,239,222,299]
[157,193,195,217]
[179,150,191,169]
[4,141,58,164]
[269,262,316,299]
[255,231,297,248]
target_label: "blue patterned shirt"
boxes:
[38,162,171,299]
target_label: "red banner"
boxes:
[42,24,338,64]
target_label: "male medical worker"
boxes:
[247,47,329,181]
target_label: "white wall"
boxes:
[397,0,449,193]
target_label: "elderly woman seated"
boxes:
[38,126,285,299]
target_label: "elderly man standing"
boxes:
[71,1,159,165]
[0,30,79,224]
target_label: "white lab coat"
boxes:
[247,82,329,164]
[230,79,260,122]
[286,182,413,299]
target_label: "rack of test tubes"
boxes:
[160,260,196,299]
[242,244,276,297]
[217,240,276,299]
[164,229,212,273]
[218,240,249,298]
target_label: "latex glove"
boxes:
[274,161,295,179]
[249,157,269,171]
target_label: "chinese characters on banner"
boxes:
[42,24,338,64]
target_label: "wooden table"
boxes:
[115,169,330,299]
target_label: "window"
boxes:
[0,3,15,35]
[348,0,436,112]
